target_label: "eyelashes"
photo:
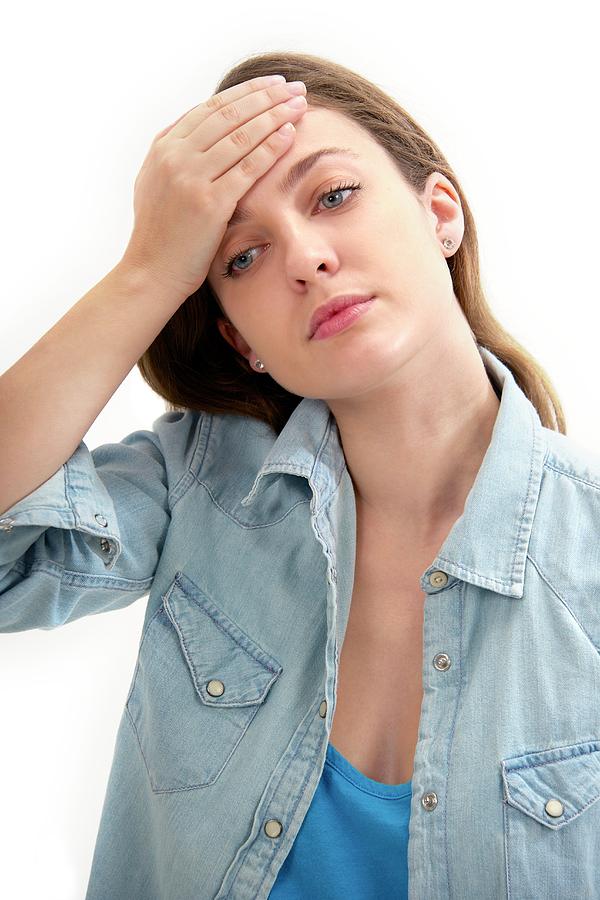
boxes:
[219,181,362,279]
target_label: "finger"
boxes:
[212,110,302,204]
[160,74,287,142]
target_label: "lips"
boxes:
[309,294,375,339]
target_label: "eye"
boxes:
[219,181,362,279]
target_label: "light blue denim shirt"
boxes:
[2,344,600,900]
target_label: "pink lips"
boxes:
[309,294,375,339]
[310,298,376,341]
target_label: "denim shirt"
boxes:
[1,344,600,900]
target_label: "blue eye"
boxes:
[220,181,362,279]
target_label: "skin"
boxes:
[205,105,500,547]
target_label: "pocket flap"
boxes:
[162,570,283,707]
[501,740,600,829]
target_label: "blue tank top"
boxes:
[269,741,412,899]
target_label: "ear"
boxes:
[216,318,253,363]
[420,172,464,252]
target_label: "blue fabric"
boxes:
[269,741,411,899]
[2,344,600,899]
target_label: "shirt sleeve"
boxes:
[0,410,201,633]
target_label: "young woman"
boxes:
[1,50,598,900]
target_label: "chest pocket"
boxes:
[125,570,283,793]
[502,740,600,899]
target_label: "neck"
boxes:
[328,329,501,546]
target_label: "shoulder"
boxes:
[523,427,600,645]
[150,409,279,511]
[147,409,207,497]
[541,427,600,494]
[151,408,205,447]
[529,427,600,579]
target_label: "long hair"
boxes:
[137,50,566,436]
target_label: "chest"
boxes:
[328,565,428,785]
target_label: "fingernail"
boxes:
[286,95,307,108]
[266,74,286,84]
[286,81,306,95]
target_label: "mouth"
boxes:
[309,296,376,341]
[308,294,375,339]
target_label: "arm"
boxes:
[0,262,187,515]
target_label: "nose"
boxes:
[281,232,340,285]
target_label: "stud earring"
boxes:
[253,358,265,371]
[442,238,455,250]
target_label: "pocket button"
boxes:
[207,679,225,697]
[545,798,564,817]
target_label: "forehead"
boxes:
[277,105,381,161]
[225,106,384,215]
[288,105,366,137]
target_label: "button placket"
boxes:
[419,569,451,817]
[261,696,330,847]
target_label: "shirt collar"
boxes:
[240,344,548,599]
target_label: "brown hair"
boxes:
[137,50,566,436]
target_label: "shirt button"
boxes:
[206,679,225,697]
[319,699,327,718]
[429,570,448,588]
[0,517,15,532]
[95,514,108,527]
[264,819,283,838]
[421,791,438,811]
[100,538,112,553]
[433,652,451,671]
[545,798,564,817]
[328,567,337,585]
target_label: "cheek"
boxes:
[385,204,434,264]
[239,305,284,352]
[376,213,450,306]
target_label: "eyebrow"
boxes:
[225,147,360,231]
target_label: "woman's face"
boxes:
[205,105,463,402]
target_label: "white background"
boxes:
[1,1,598,897]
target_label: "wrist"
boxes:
[111,259,193,310]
